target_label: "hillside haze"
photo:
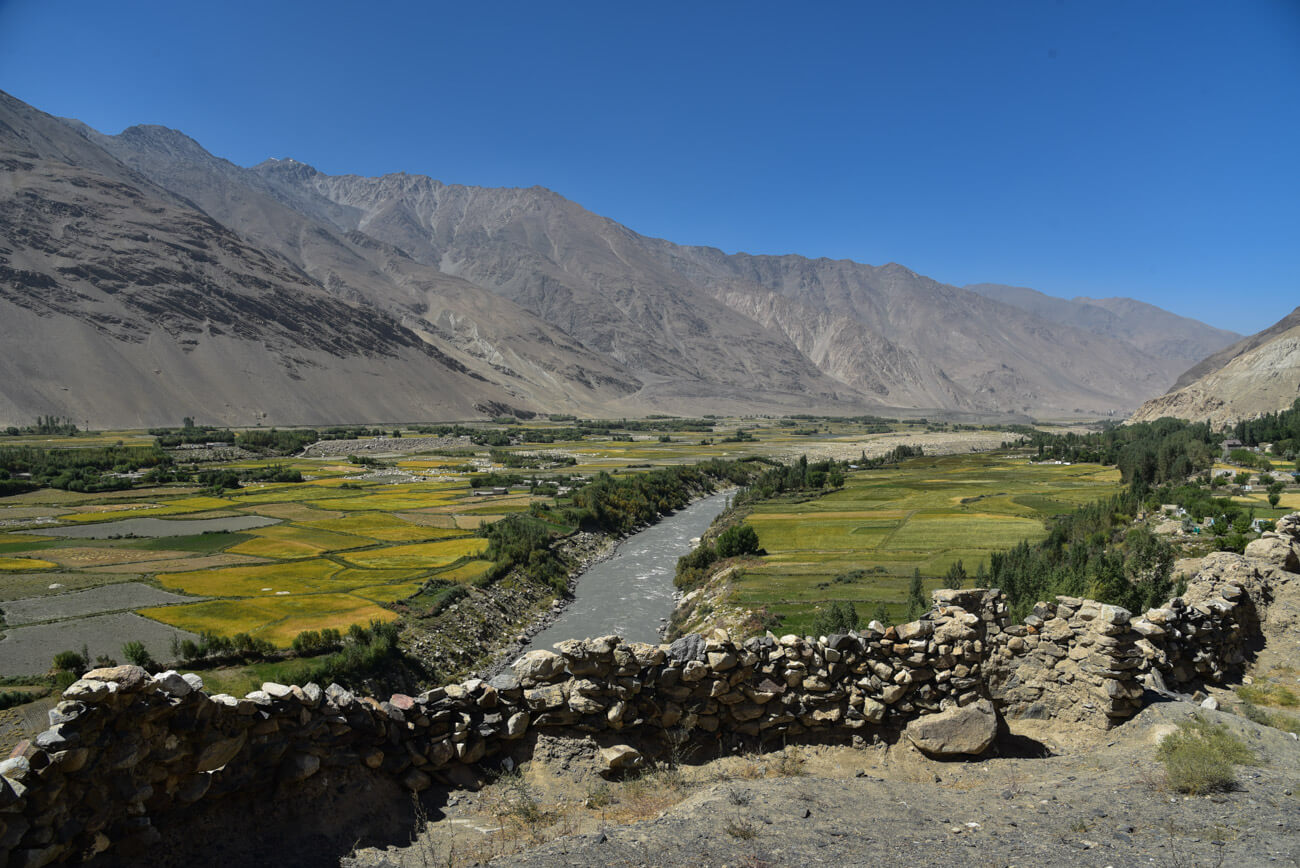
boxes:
[0,90,1243,427]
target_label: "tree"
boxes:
[943,559,968,589]
[716,523,762,558]
[906,569,927,620]
[122,640,155,670]
[1270,492,1282,509]
[811,601,859,636]
[871,602,890,625]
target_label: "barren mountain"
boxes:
[0,89,1242,425]
[252,162,1227,418]
[0,91,528,427]
[967,283,1241,363]
[73,123,644,416]
[664,252,1188,417]
[1130,305,1300,425]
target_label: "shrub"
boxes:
[52,649,87,672]
[1157,714,1257,794]
[715,523,761,558]
[121,640,155,670]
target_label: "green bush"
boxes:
[52,649,87,672]
[1157,714,1257,794]
[122,640,155,670]
[715,523,762,559]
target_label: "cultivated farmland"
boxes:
[729,452,1122,633]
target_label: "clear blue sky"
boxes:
[1,0,1296,334]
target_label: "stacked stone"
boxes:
[992,597,1143,726]
[0,666,533,867]
[512,593,999,745]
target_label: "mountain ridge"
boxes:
[0,89,1246,426]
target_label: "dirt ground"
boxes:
[345,576,1300,868]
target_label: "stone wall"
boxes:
[3,514,1296,866]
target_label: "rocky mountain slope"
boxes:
[0,89,1244,425]
[967,282,1241,363]
[241,160,1232,418]
[0,92,541,427]
[1130,305,1300,424]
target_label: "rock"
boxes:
[193,732,246,773]
[182,672,205,693]
[896,620,933,641]
[261,682,294,700]
[488,671,521,693]
[1244,536,1299,573]
[279,752,321,783]
[599,745,644,772]
[402,769,433,792]
[1200,696,1220,711]
[707,650,738,671]
[505,711,530,738]
[667,633,707,664]
[905,699,998,757]
[61,679,111,703]
[81,665,149,691]
[152,670,192,697]
[0,757,31,782]
[513,650,566,684]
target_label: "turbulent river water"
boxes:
[521,489,732,650]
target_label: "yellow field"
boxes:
[140,593,398,646]
[236,502,345,521]
[339,537,488,569]
[157,558,344,596]
[15,547,197,569]
[351,581,426,603]
[61,496,237,522]
[306,489,465,512]
[0,556,59,570]
[225,525,372,559]
[297,513,457,542]
[436,559,494,583]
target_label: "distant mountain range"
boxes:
[0,89,1245,427]
[1130,305,1300,425]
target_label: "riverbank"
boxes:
[402,487,735,686]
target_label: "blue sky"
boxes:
[1,0,1296,334]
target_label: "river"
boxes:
[520,489,732,650]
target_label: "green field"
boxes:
[731,452,1122,633]
[1,419,1078,659]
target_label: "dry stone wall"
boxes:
[4,514,1297,867]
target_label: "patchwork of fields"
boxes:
[0,455,528,669]
[732,453,1123,633]
[0,419,1055,675]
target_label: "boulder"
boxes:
[1244,536,1299,573]
[905,699,998,757]
[599,745,644,772]
[667,633,707,664]
[81,665,149,692]
[152,670,192,697]
[512,650,565,684]
[279,752,322,783]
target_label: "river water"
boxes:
[521,489,732,650]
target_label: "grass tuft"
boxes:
[1157,714,1258,795]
